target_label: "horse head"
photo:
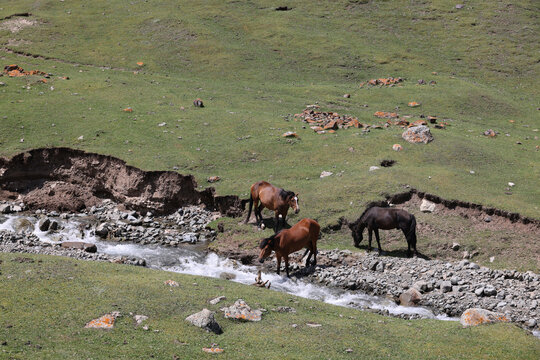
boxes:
[287,192,299,214]
[348,221,364,248]
[258,235,276,263]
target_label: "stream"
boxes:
[1,213,457,321]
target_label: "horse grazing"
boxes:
[258,218,319,277]
[348,206,418,257]
[245,181,299,233]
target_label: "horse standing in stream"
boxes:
[258,218,319,277]
[348,206,418,257]
[245,181,299,233]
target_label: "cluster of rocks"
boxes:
[0,230,145,266]
[360,77,404,87]
[294,107,363,134]
[287,250,539,330]
[87,200,219,246]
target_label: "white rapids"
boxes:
[0,214,455,321]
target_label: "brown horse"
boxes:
[348,206,418,257]
[258,218,319,277]
[245,181,299,233]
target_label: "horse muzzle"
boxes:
[294,209,299,214]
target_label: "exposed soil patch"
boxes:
[0,14,36,33]
[0,148,243,216]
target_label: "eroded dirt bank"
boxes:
[0,148,243,216]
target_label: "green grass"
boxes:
[0,253,538,359]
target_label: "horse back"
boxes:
[277,219,319,255]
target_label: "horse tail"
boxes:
[245,193,254,224]
[407,214,417,246]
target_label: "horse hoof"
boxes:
[260,224,266,230]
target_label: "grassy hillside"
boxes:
[0,253,538,359]
[0,1,538,268]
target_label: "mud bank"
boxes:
[0,148,243,216]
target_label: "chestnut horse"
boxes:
[348,206,418,257]
[258,218,319,277]
[245,181,299,233]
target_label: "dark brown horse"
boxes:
[258,218,319,277]
[245,181,299,233]
[348,206,418,257]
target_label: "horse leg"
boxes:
[367,228,373,252]
[302,248,312,267]
[255,203,264,226]
[374,228,382,256]
[274,212,282,233]
[276,255,281,275]
[311,241,317,267]
[284,255,290,277]
[402,228,412,257]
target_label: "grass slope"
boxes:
[0,253,539,359]
[0,4,538,261]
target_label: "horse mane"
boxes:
[351,201,389,226]
[279,189,295,200]
[259,234,276,249]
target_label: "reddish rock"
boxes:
[61,241,97,253]
[399,288,422,306]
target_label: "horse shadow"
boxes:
[248,217,292,232]
[355,244,431,260]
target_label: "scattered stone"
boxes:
[95,223,109,238]
[77,135,84,141]
[392,144,403,151]
[38,217,50,231]
[508,182,515,187]
[440,281,453,293]
[483,129,497,137]
[185,309,223,334]
[484,216,492,223]
[343,94,351,98]
[399,288,422,306]
[281,131,298,138]
[345,348,353,353]
[219,272,236,280]
[489,256,495,263]
[420,199,436,213]
[0,204,12,214]
[455,4,464,9]
[451,243,460,251]
[221,299,262,322]
[207,176,221,183]
[320,171,333,178]
[460,308,509,327]
[61,242,97,253]
[202,346,224,354]
[272,306,296,313]
[527,319,537,328]
[295,108,362,133]
[209,296,226,305]
[361,77,403,87]
[483,286,497,297]
[85,312,121,329]
[164,280,179,287]
[306,322,322,328]
[158,122,167,127]
[402,125,434,144]
[134,315,148,326]
[369,166,380,172]
[408,102,421,107]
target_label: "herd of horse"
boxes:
[247,181,418,277]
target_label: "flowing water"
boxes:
[1,214,455,321]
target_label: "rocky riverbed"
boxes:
[276,249,539,331]
[0,199,538,333]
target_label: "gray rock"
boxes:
[527,319,537,328]
[441,281,453,293]
[272,306,296,313]
[38,218,51,231]
[221,299,262,322]
[185,308,223,334]
[375,262,385,272]
[61,241,97,253]
[95,223,109,238]
[0,204,12,214]
[483,286,497,296]
[420,199,436,213]
[475,288,485,296]
[413,280,429,293]
[399,288,422,306]
[209,296,226,305]
[451,243,460,251]
[402,125,434,144]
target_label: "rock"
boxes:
[369,166,380,172]
[483,129,497,137]
[483,286,497,296]
[193,98,204,107]
[460,308,509,327]
[399,288,422,306]
[413,280,429,293]
[489,256,495,263]
[164,280,179,287]
[207,176,221,183]
[185,309,223,334]
[420,199,436,213]
[38,218,51,231]
[451,242,460,251]
[0,204,12,214]
[182,233,197,243]
[221,299,262,322]
[320,171,333,178]
[440,281,453,293]
[61,242,97,253]
[375,262,385,272]
[219,272,236,280]
[484,216,492,223]
[508,182,515,187]
[475,288,484,296]
[13,218,33,233]
[85,312,121,329]
[343,94,350,98]
[392,144,403,151]
[209,296,226,305]
[527,319,537,328]
[95,223,109,238]
[402,125,434,144]
[134,315,148,326]
[49,220,59,230]
[202,347,224,354]
[272,306,296,313]
[455,4,464,9]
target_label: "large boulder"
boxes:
[399,288,422,306]
[185,308,223,334]
[38,217,51,231]
[460,308,509,327]
[221,299,262,322]
[95,223,109,238]
[13,218,33,233]
[61,241,97,253]
[402,125,434,144]
[420,199,436,213]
